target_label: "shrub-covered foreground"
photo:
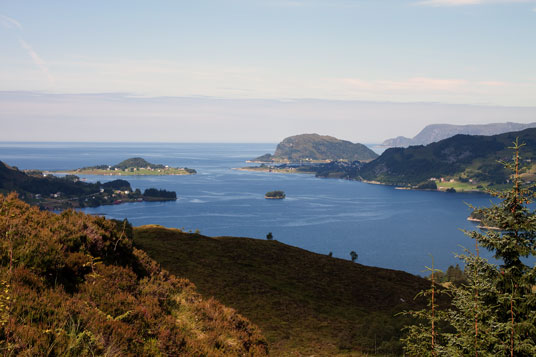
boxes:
[0,193,268,356]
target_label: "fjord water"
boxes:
[1,142,496,275]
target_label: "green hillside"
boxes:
[359,128,536,188]
[0,194,267,355]
[254,134,378,163]
[113,157,164,169]
[72,157,197,176]
[134,225,435,356]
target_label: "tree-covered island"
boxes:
[58,157,196,176]
[265,190,286,199]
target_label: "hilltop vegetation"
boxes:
[264,190,285,199]
[253,134,378,163]
[382,122,536,148]
[0,194,267,356]
[134,225,435,356]
[71,157,196,176]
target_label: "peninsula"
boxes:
[241,128,536,194]
[0,160,178,210]
[59,157,196,176]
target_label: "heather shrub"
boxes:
[0,193,268,356]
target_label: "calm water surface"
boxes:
[0,142,498,275]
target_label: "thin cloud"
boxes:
[19,39,55,85]
[337,77,468,92]
[415,0,534,6]
[0,14,22,30]
[0,14,55,86]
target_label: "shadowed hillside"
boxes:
[134,225,435,356]
[359,127,536,187]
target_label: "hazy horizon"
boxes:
[1,1,535,142]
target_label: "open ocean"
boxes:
[0,141,500,275]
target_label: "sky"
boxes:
[1,0,535,143]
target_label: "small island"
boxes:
[265,190,286,199]
[58,157,196,176]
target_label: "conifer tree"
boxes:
[400,258,450,356]
[403,140,536,356]
[456,140,536,356]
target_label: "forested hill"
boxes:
[382,122,536,148]
[0,194,268,355]
[253,133,378,163]
[359,127,536,187]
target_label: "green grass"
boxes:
[436,181,483,192]
[134,225,435,356]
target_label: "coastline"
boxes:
[34,195,176,211]
[233,167,314,174]
[48,169,195,176]
[237,167,489,195]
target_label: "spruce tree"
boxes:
[403,140,536,356]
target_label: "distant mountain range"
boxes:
[252,133,378,163]
[382,122,536,148]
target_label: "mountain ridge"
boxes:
[359,127,536,187]
[382,122,536,147]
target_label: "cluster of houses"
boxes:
[429,177,474,183]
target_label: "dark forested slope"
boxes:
[359,128,536,186]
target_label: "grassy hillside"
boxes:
[134,225,436,356]
[254,134,378,163]
[359,128,536,187]
[0,194,267,356]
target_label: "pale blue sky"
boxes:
[1,0,535,142]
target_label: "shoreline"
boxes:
[233,167,314,174]
[237,167,490,195]
[34,196,176,211]
[47,170,195,177]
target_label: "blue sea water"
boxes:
[0,142,501,275]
